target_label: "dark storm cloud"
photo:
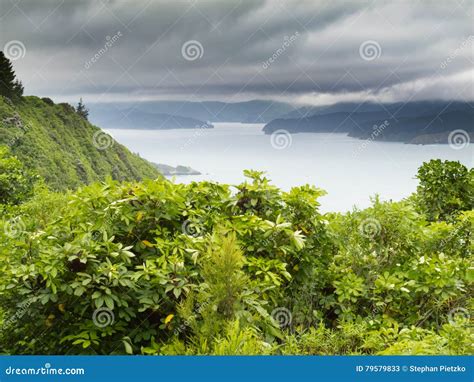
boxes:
[0,0,472,104]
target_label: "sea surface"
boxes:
[108,123,473,212]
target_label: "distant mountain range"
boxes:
[89,99,474,144]
[89,107,213,130]
[263,101,474,144]
[277,100,473,119]
[88,100,296,128]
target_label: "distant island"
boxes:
[263,101,474,144]
[153,163,201,176]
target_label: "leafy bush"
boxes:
[415,159,473,222]
[0,162,472,355]
[0,146,38,205]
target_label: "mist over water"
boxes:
[109,123,473,212]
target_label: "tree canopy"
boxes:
[76,98,89,120]
[0,51,24,102]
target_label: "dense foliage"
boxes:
[0,160,472,355]
[0,52,23,102]
[0,95,160,190]
[0,146,38,205]
[415,159,473,222]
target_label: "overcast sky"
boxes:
[1,0,473,105]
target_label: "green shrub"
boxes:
[415,159,473,222]
[0,162,472,355]
[0,146,38,205]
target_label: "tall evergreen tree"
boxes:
[76,98,89,120]
[0,51,23,101]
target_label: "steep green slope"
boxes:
[0,96,160,190]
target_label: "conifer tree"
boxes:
[0,51,24,101]
[76,98,89,120]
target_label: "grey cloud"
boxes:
[0,0,472,105]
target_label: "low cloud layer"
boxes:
[1,0,472,105]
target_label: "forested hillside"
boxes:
[0,95,160,190]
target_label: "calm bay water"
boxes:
[108,123,473,212]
